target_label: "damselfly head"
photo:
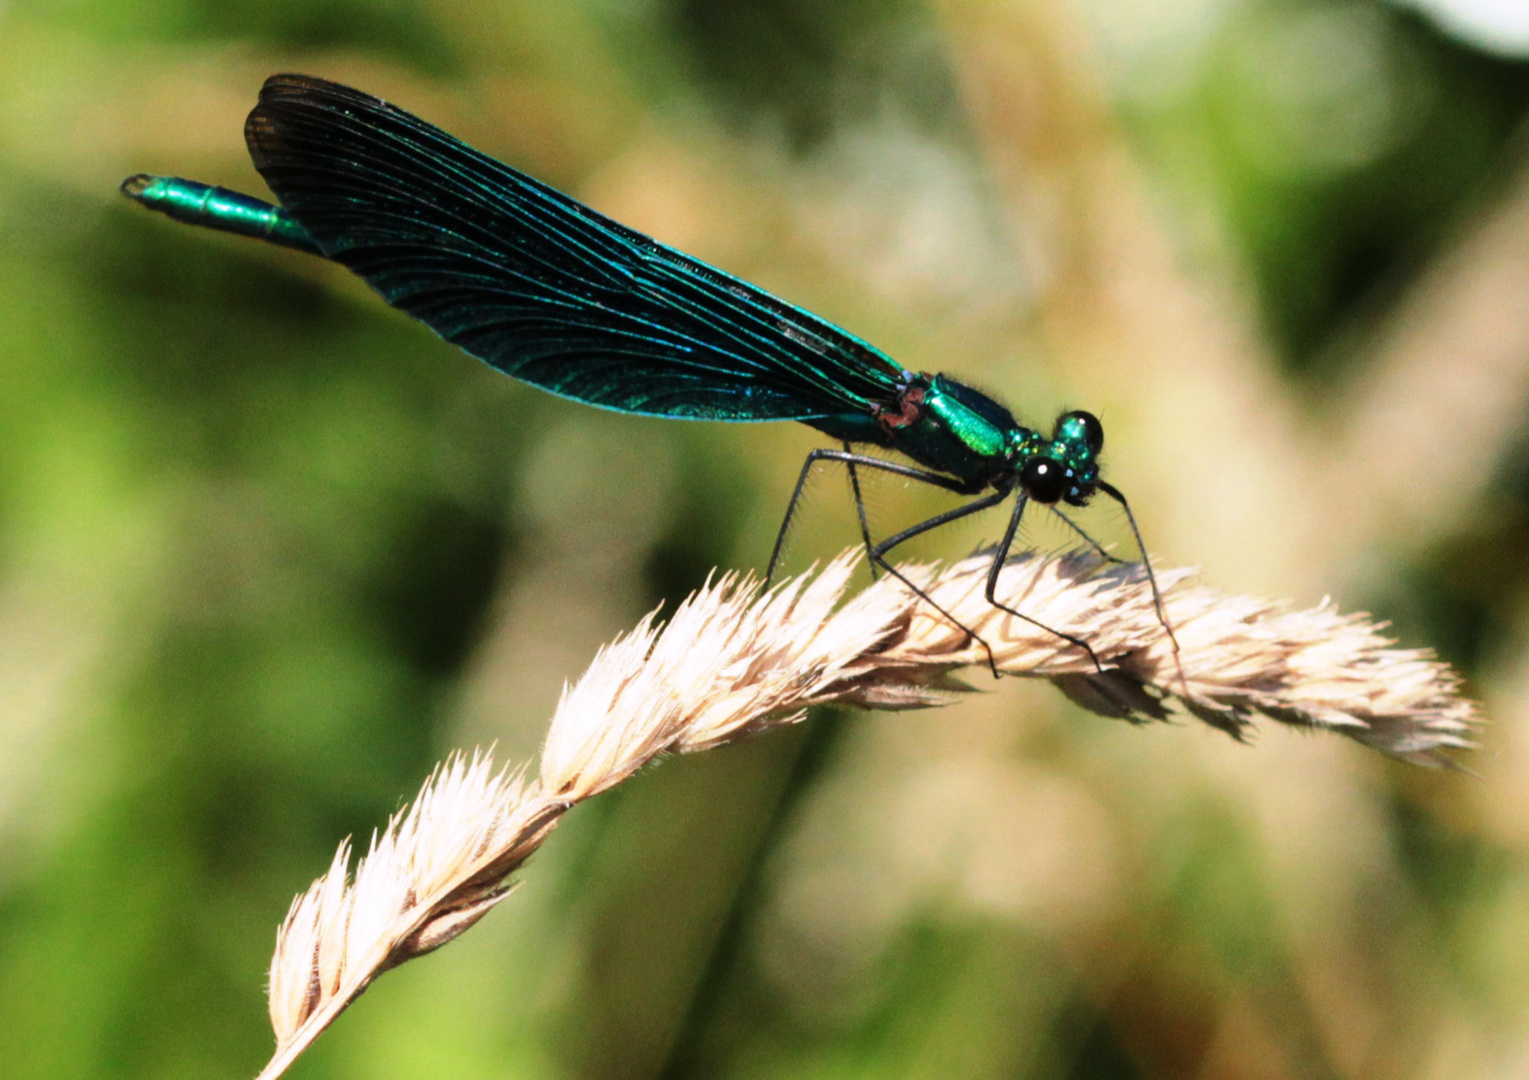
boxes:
[1023,410,1103,507]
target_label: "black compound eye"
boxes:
[1020,457,1066,504]
[1061,410,1103,455]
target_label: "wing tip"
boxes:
[259,73,346,102]
[247,74,397,155]
[258,74,392,112]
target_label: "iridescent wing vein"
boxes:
[244,74,907,421]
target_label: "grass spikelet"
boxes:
[252,550,1477,1080]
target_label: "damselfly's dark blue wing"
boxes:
[244,74,907,421]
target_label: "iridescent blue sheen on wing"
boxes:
[242,74,906,421]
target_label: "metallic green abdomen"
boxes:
[119,175,322,256]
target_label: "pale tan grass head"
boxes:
[251,549,1476,1080]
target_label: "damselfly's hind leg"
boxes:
[768,452,1107,678]
[842,441,876,581]
[764,448,976,587]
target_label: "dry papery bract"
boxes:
[252,549,1477,1080]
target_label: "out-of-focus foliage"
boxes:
[1117,3,1529,372]
[2,1,1528,1079]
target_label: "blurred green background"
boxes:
[3,0,1529,1077]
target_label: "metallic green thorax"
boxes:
[923,379,1008,459]
[818,374,1103,505]
[120,175,321,256]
